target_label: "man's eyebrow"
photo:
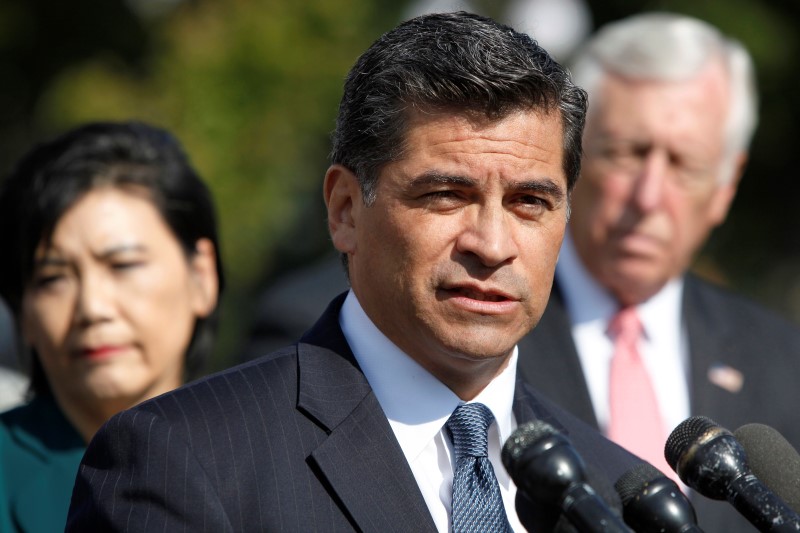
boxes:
[408,171,477,188]
[513,179,566,202]
[408,171,566,202]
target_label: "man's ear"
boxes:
[709,152,746,226]
[188,238,219,318]
[323,164,361,255]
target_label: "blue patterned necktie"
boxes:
[446,402,512,533]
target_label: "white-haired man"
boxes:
[517,12,800,531]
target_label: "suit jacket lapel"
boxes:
[683,275,743,424]
[296,295,437,533]
[512,376,567,432]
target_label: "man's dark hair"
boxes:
[0,121,225,396]
[330,11,588,205]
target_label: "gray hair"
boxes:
[330,11,588,205]
[570,12,758,183]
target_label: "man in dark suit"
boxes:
[516,13,800,531]
[68,11,645,533]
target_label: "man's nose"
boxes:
[632,150,669,212]
[455,204,519,268]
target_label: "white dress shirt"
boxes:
[340,291,525,532]
[556,232,691,439]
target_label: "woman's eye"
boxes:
[38,275,62,285]
[32,273,65,288]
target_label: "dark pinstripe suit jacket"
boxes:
[67,294,643,532]
[517,274,800,532]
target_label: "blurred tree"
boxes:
[2,0,404,370]
[0,0,149,170]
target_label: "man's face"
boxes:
[569,62,741,305]
[325,109,568,397]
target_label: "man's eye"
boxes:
[420,190,467,207]
[511,195,554,220]
[518,195,548,206]
[605,147,637,160]
[425,190,458,199]
[513,194,552,212]
[111,261,144,271]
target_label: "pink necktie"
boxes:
[607,307,674,480]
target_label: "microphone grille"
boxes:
[502,420,558,472]
[664,416,718,471]
[614,463,664,505]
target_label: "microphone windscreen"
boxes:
[663,416,744,500]
[615,463,666,506]
[502,420,559,471]
[502,420,582,503]
[504,421,631,533]
[664,416,718,473]
[734,423,800,512]
[615,463,700,532]
[665,417,800,531]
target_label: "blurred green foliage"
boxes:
[1,0,799,372]
[33,0,392,287]
[0,0,404,370]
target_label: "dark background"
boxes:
[1,0,797,371]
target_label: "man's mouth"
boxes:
[447,286,513,302]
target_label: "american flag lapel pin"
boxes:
[707,363,744,394]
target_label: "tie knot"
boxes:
[608,306,642,342]
[446,402,494,459]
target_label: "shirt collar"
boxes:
[556,231,617,325]
[339,290,518,462]
[638,276,684,346]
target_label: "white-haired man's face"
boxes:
[569,61,744,305]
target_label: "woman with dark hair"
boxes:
[0,121,224,532]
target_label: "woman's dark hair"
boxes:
[0,121,225,396]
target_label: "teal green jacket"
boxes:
[0,395,85,532]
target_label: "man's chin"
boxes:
[604,261,670,305]
[435,327,520,362]
[615,230,669,256]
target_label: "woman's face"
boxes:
[21,186,218,412]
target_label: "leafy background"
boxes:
[2,0,798,372]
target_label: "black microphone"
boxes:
[614,462,703,532]
[502,420,631,532]
[734,424,800,513]
[664,416,800,532]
